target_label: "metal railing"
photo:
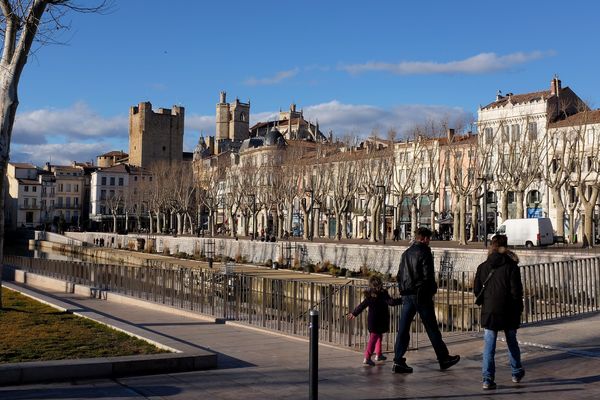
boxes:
[3,255,599,351]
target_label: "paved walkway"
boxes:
[1,286,599,400]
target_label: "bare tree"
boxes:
[561,111,600,247]
[0,0,110,308]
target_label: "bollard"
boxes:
[309,309,319,400]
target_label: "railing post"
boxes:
[309,309,319,400]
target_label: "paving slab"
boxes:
[1,283,599,399]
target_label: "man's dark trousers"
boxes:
[393,294,449,363]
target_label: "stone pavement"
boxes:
[1,286,599,400]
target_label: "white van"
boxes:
[494,218,554,247]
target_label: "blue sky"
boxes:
[10,0,600,165]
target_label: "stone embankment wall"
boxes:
[60,232,582,274]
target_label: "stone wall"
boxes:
[61,232,584,274]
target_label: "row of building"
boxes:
[6,76,600,244]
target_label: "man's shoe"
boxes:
[482,380,497,390]
[439,355,460,370]
[374,354,387,361]
[392,362,413,373]
[512,370,525,383]
[363,358,375,366]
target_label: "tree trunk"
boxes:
[452,197,460,241]
[410,200,418,238]
[125,212,129,232]
[551,187,565,236]
[176,213,182,234]
[430,200,436,238]
[303,210,310,240]
[112,214,117,233]
[470,192,478,242]
[500,190,508,224]
[459,196,467,245]
[582,203,594,248]
[516,190,525,219]
[335,211,342,240]
[568,207,577,243]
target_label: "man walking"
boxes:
[392,227,460,373]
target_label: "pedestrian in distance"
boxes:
[474,234,525,390]
[392,227,460,373]
[393,227,400,241]
[347,275,402,366]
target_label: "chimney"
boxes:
[447,128,455,141]
[219,91,226,103]
[550,76,562,96]
[496,90,503,101]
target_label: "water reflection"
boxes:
[9,244,88,262]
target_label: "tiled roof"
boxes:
[482,89,553,110]
[99,150,128,157]
[548,109,600,128]
[18,179,40,185]
[10,162,36,169]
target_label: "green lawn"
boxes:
[0,288,168,363]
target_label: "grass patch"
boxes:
[0,288,169,363]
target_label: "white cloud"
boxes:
[13,102,127,144]
[11,142,117,166]
[244,68,300,86]
[340,51,554,75]
[301,100,473,138]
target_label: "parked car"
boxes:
[493,218,554,247]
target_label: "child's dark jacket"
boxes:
[351,289,402,334]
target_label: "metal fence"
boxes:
[3,255,599,351]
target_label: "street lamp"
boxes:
[305,189,314,241]
[376,184,386,244]
[248,194,256,240]
[314,204,320,240]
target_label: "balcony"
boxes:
[54,204,81,210]
[19,205,41,210]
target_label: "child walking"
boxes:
[347,275,402,365]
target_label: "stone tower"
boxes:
[215,92,250,153]
[129,102,185,167]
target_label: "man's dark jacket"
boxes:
[474,249,524,331]
[397,241,437,299]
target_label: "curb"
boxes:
[0,352,216,386]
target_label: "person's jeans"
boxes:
[365,332,383,358]
[482,328,524,382]
[393,294,449,364]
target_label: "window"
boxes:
[484,127,493,142]
[507,191,515,203]
[501,125,510,142]
[528,122,537,140]
[444,168,450,185]
[32,198,36,207]
[100,190,106,200]
[66,197,71,207]
[57,197,63,206]
[26,212,33,223]
[101,177,107,185]
[58,183,63,192]
[74,184,79,192]
[66,183,71,192]
[32,186,37,192]
[552,158,560,173]
[569,187,577,204]
[74,197,79,206]
[110,177,115,186]
[118,177,124,186]
[24,198,29,207]
[511,124,520,141]
[527,190,541,204]
[134,176,138,181]
[24,186,29,192]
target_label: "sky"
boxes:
[9,0,600,166]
